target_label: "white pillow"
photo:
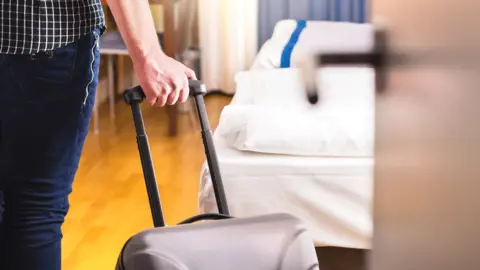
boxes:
[216,104,374,157]
[232,68,309,106]
[233,67,375,110]
[251,20,374,70]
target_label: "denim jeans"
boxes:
[0,28,101,269]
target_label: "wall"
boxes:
[258,0,367,48]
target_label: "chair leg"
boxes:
[166,105,178,136]
[107,55,115,119]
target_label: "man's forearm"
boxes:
[106,0,164,64]
[104,0,195,107]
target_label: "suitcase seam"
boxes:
[277,228,313,269]
[118,236,134,270]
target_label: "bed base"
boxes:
[315,247,368,270]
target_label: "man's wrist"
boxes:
[129,40,166,66]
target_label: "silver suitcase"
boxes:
[116,81,319,270]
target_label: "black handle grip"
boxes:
[123,80,207,105]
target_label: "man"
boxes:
[0,0,195,269]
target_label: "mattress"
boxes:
[198,135,374,249]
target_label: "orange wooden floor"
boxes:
[62,95,231,269]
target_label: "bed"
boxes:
[197,20,375,250]
[199,136,373,249]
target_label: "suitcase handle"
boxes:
[177,213,232,225]
[123,80,206,105]
[123,80,230,228]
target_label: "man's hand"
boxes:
[134,51,196,107]
[106,0,197,107]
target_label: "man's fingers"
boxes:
[167,89,180,105]
[166,78,184,105]
[154,81,172,107]
[179,76,190,103]
[155,93,168,107]
[184,68,197,80]
[144,86,158,106]
[147,97,157,106]
[178,68,196,103]
[143,67,197,107]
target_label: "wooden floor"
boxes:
[62,95,231,269]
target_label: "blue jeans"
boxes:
[0,28,101,269]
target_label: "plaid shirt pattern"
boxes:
[0,0,106,55]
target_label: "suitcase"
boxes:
[116,80,319,270]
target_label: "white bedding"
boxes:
[216,104,374,157]
[199,135,374,249]
[233,67,375,109]
[251,20,374,69]
[220,67,375,157]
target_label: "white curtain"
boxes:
[198,0,258,94]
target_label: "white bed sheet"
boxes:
[199,135,374,249]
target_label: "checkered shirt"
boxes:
[0,0,106,55]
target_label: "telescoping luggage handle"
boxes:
[123,80,231,228]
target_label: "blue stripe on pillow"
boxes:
[280,20,307,68]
